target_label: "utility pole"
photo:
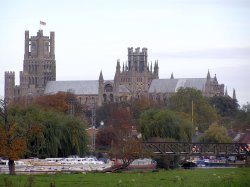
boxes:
[191,100,194,127]
[91,100,96,152]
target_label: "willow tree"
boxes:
[198,123,232,143]
[139,109,192,142]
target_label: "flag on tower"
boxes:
[40,21,46,26]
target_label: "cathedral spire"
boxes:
[99,70,104,82]
[233,88,236,100]
[170,72,174,79]
[207,69,211,80]
[213,74,218,83]
[225,87,228,97]
[116,59,120,72]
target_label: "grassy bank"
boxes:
[1,168,250,187]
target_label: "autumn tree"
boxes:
[33,92,87,119]
[111,138,152,170]
[130,96,155,119]
[95,126,118,149]
[0,99,27,175]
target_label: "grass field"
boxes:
[1,168,250,187]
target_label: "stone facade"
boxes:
[97,47,159,105]
[5,30,56,102]
[4,29,226,106]
[96,47,225,106]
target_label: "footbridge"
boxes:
[143,142,250,157]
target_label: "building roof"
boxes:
[44,80,99,95]
[148,78,210,93]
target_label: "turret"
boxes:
[224,87,229,97]
[207,70,211,80]
[50,31,55,58]
[24,30,29,59]
[99,70,104,83]
[153,60,159,78]
[170,73,174,79]
[98,71,104,106]
[4,71,15,99]
[116,59,120,72]
[233,88,236,100]
[213,74,218,84]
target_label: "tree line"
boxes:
[1,88,250,173]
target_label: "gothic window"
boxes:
[105,84,113,92]
[44,42,49,53]
[110,94,114,102]
[139,61,144,72]
[103,94,107,103]
[31,42,36,52]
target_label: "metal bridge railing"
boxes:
[143,142,250,156]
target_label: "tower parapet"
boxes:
[113,47,158,99]
[5,29,56,102]
[4,71,15,99]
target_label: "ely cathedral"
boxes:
[5,30,228,106]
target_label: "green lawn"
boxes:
[1,168,250,187]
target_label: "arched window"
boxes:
[110,94,114,102]
[103,94,107,103]
[105,84,113,92]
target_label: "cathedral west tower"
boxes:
[5,29,56,102]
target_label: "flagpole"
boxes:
[39,21,46,30]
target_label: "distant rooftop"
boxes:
[148,78,213,93]
[44,80,99,95]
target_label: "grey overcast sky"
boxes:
[0,0,250,105]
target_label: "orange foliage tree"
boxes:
[33,92,69,113]
[111,138,152,170]
[0,99,27,175]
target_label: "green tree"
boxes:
[7,105,89,158]
[139,109,192,141]
[242,102,250,113]
[209,96,239,117]
[168,88,217,131]
[198,123,232,143]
